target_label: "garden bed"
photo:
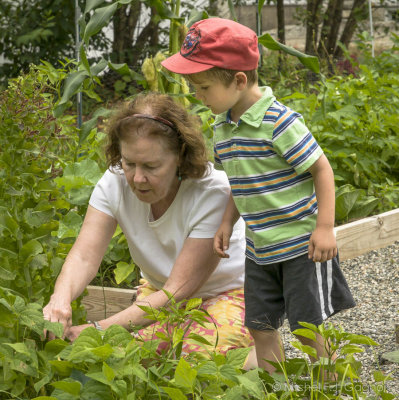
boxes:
[82,208,399,321]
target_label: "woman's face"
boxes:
[120,134,180,209]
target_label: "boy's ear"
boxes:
[234,72,248,90]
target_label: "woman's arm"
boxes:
[44,206,117,333]
[66,236,221,340]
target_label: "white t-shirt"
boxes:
[89,163,246,299]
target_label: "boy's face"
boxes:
[189,75,241,115]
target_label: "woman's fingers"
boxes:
[43,303,72,340]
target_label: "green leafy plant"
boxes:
[261,321,395,399]
[278,37,399,223]
[0,66,77,304]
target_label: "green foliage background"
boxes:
[0,2,398,397]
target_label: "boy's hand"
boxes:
[214,222,233,258]
[308,227,337,263]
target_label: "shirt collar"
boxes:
[213,86,275,128]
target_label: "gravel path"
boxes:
[280,241,399,397]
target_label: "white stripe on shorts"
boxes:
[315,262,327,320]
[327,259,334,314]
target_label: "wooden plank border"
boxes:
[83,208,399,321]
[334,208,399,261]
[82,285,137,321]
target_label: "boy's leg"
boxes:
[249,328,285,374]
[283,254,354,376]
[244,258,286,374]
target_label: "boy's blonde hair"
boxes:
[183,67,258,87]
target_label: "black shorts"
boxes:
[244,253,356,332]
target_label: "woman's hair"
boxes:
[105,92,209,180]
[184,67,258,87]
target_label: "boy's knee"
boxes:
[249,327,280,340]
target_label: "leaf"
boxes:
[51,380,82,396]
[172,328,184,348]
[185,297,202,311]
[44,320,64,338]
[54,70,90,116]
[44,339,69,358]
[67,327,104,363]
[57,211,83,239]
[186,10,209,28]
[114,261,135,285]
[373,370,393,382]
[103,324,134,347]
[227,0,237,21]
[49,360,74,377]
[225,347,252,368]
[297,321,319,332]
[335,362,360,379]
[161,387,187,400]
[348,197,379,220]
[4,342,32,357]
[174,357,197,389]
[91,344,115,360]
[345,333,378,346]
[381,350,399,363]
[19,239,43,262]
[328,105,359,121]
[291,340,318,359]
[84,0,106,14]
[0,213,19,237]
[83,3,118,45]
[335,186,361,221]
[236,371,265,398]
[258,0,266,13]
[292,328,317,342]
[340,344,365,354]
[219,364,238,384]
[144,0,178,19]
[79,107,113,145]
[79,45,91,75]
[187,333,213,346]
[62,159,102,185]
[258,33,320,73]
[197,361,218,377]
[102,362,115,382]
[0,264,16,280]
[108,62,131,76]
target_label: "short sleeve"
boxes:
[184,170,232,239]
[89,169,121,218]
[272,110,323,175]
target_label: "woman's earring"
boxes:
[178,167,182,181]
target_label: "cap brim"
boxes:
[161,52,213,74]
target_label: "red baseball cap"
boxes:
[161,18,259,74]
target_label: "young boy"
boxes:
[161,18,355,373]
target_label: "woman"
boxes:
[44,93,255,365]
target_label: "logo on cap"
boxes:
[180,27,201,58]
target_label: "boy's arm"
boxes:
[307,154,338,262]
[214,191,241,258]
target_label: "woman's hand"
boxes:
[43,297,72,340]
[65,324,93,342]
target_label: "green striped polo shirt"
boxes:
[213,86,324,264]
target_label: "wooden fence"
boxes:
[82,208,399,321]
